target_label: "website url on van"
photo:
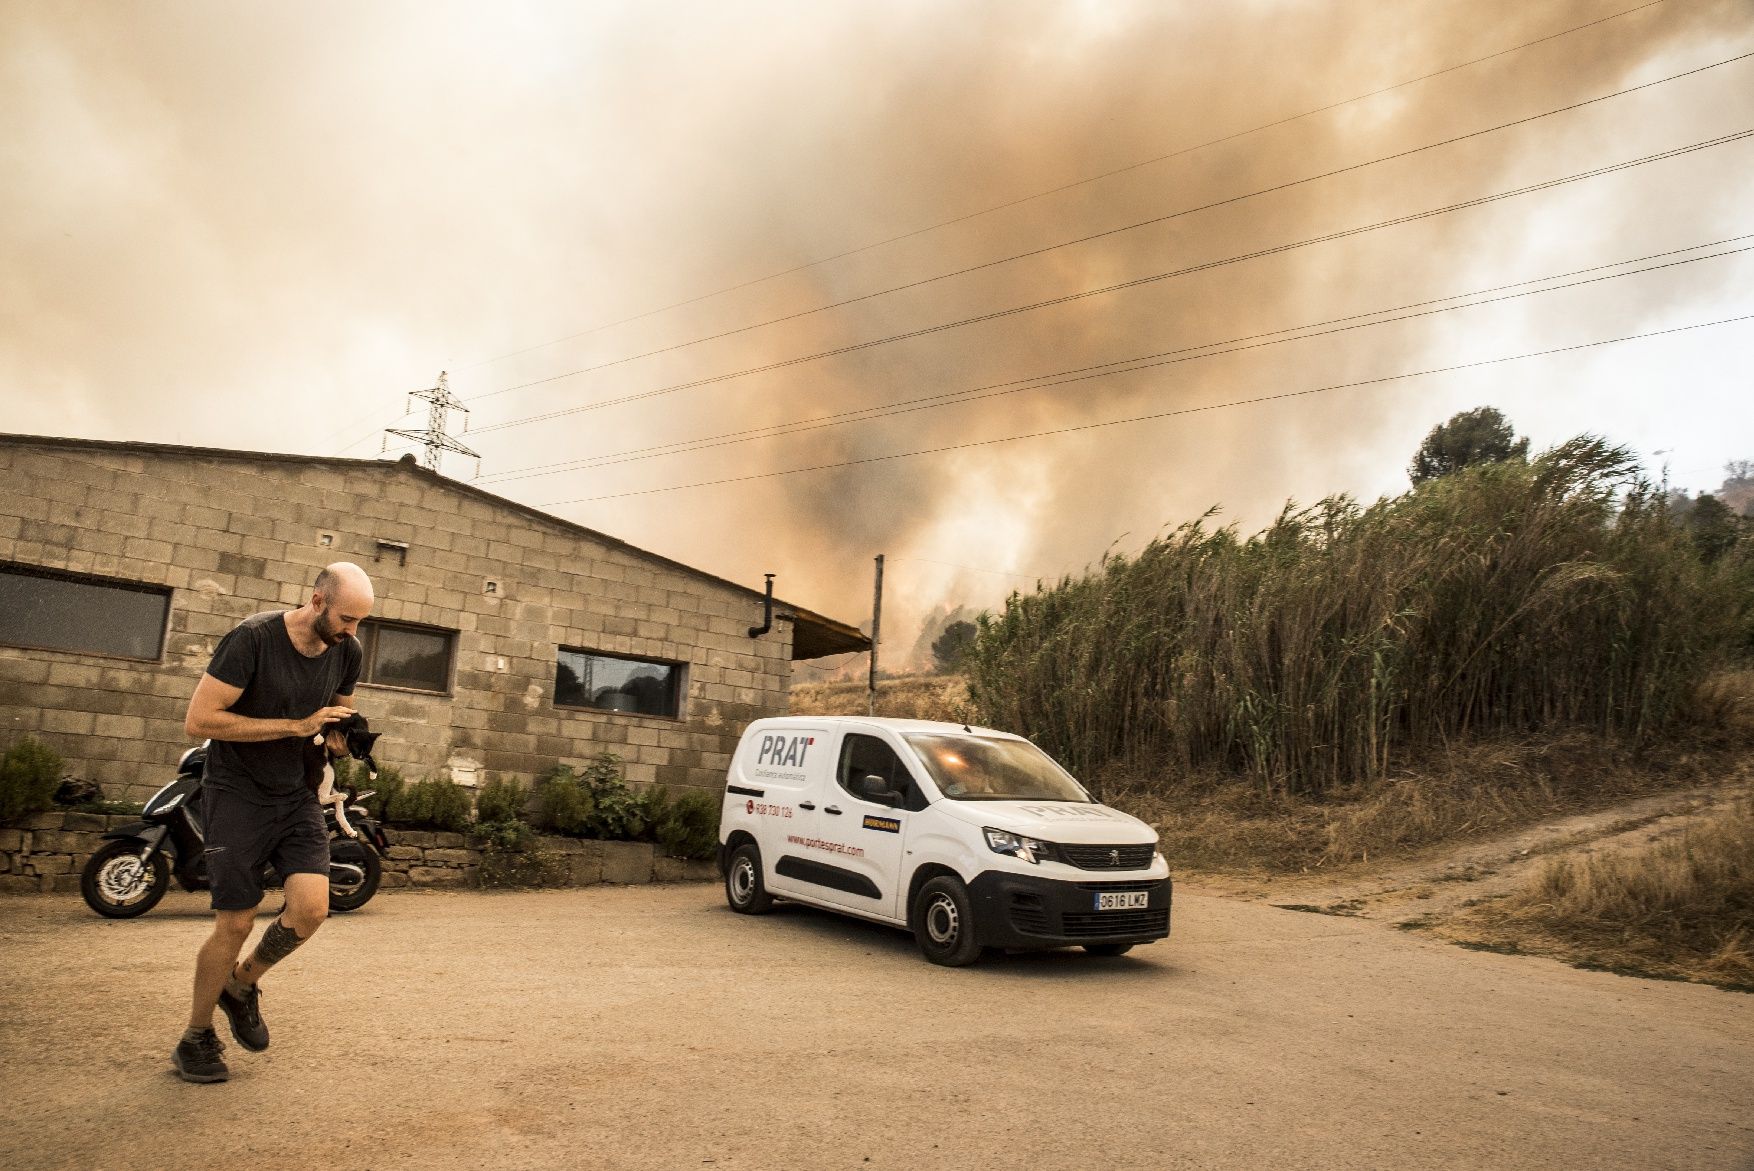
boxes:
[786,834,864,859]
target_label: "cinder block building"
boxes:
[0,433,866,803]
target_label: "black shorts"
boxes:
[201,787,329,912]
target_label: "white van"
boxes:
[717,716,1172,966]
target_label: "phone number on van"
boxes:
[746,800,793,818]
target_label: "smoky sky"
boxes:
[3,0,1751,669]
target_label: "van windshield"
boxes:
[903,734,1090,802]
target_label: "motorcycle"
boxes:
[80,741,390,919]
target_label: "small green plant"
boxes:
[579,752,643,839]
[385,775,472,833]
[529,764,593,836]
[1,737,64,823]
[655,789,721,860]
[355,764,405,821]
[472,818,569,888]
[474,776,528,825]
[530,753,652,839]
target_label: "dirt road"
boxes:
[2,884,1751,1171]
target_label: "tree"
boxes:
[1408,407,1530,485]
[931,621,977,674]
[1719,459,1754,518]
[1687,494,1741,564]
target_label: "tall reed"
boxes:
[967,439,1743,796]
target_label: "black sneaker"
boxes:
[217,979,269,1052]
[172,1028,228,1083]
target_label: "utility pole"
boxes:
[384,371,481,477]
[868,553,884,717]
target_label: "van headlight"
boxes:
[984,828,1058,865]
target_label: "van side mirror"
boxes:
[860,774,904,807]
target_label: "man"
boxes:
[172,561,373,1083]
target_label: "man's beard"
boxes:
[314,607,347,647]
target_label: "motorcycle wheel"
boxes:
[81,840,171,918]
[328,843,382,913]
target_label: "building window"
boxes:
[358,619,454,693]
[555,648,682,718]
[0,563,170,661]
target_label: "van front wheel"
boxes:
[725,844,773,914]
[913,876,983,967]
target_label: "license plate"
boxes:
[1095,891,1149,911]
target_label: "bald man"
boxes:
[172,562,373,1083]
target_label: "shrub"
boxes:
[656,789,721,860]
[472,819,569,888]
[385,776,472,833]
[530,753,652,839]
[1,737,64,823]
[474,776,528,825]
[529,765,593,836]
[355,764,405,821]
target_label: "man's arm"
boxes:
[184,673,352,743]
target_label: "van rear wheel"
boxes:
[913,875,983,967]
[725,844,773,914]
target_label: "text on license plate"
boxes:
[1095,891,1150,911]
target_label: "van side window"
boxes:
[837,734,921,810]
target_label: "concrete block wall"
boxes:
[0,439,795,803]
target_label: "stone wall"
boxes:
[0,436,798,803]
[0,810,717,895]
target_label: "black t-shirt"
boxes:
[202,611,362,805]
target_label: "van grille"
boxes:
[1059,843,1156,870]
[1061,908,1170,938]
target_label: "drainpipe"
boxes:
[748,573,775,638]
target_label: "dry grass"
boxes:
[1104,729,1747,875]
[789,675,973,723]
[1446,798,1754,990]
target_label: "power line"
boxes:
[468,124,1754,438]
[475,234,1753,486]
[451,0,1672,376]
[330,0,1677,460]
[537,313,1754,506]
[467,46,1749,415]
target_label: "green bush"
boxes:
[354,764,405,821]
[529,765,593,835]
[655,789,721,860]
[530,753,654,839]
[385,775,472,833]
[1,737,64,823]
[474,776,528,825]
[471,819,569,888]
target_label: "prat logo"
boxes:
[756,733,815,768]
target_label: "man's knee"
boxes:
[211,908,257,945]
[281,875,328,937]
[282,903,326,938]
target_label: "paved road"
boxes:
[1,884,1750,1170]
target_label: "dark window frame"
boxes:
[554,646,686,720]
[836,733,926,811]
[356,617,456,696]
[0,561,171,662]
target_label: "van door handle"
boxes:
[798,801,816,811]
[824,805,843,815]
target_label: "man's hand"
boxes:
[295,706,355,739]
